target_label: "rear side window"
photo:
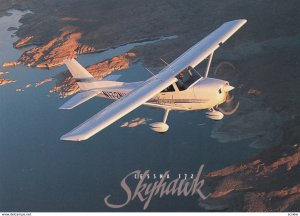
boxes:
[161,84,175,92]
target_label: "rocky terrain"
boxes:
[0,71,15,86]
[2,61,20,68]
[14,35,33,48]
[1,0,300,212]
[201,144,300,211]
[120,117,151,128]
[9,25,96,68]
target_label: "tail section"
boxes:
[61,59,126,110]
[64,59,96,91]
[64,58,125,91]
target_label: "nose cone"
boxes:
[223,85,235,92]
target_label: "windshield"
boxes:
[175,66,201,91]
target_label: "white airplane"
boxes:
[59,19,247,141]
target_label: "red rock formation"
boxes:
[2,61,21,68]
[14,36,34,48]
[0,72,8,76]
[35,78,53,87]
[18,26,95,68]
[120,117,150,128]
[60,17,80,22]
[266,185,300,211]
[0,72,16,86]
[0,78,16,86]
[202,144,300,211]
[86,52,136,79]
[248,88,261,96]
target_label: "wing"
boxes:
[60,19,246,141]
[60,76,178,141]
[102,74,122,81]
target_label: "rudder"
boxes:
[64,58,96,90]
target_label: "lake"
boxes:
[0,10,259,212]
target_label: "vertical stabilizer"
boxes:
[64,59,96,90]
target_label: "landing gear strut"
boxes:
[150,109,170,133]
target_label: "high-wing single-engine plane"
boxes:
[59,19,247,141]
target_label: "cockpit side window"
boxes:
[175,66,201,91]
[161,84,175,92]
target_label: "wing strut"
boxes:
[204,52,214,78]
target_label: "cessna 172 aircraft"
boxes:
[60,19,247,141]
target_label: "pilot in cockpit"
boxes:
[177,72,186,89]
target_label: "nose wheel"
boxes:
[205,107,224,120]
[150,109,170,133]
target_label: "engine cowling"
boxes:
[205,110,224,120]
[149,122,169,133]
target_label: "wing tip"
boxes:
[59,104,74,110]
[239,19,247,24]
[232,19,247,25]
[59,104,73,110]
[60,133,85,141]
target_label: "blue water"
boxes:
[0,10,259,212]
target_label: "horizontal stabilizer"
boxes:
[64,58,95,91]
[59,90,100,110]
[103,74,122,81]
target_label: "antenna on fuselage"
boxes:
[160,58,169,66]
[161,57,202,78]
[145,67,158,79]
[160,57,179,77]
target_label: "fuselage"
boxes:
[96,77,230,111]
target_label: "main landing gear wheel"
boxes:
[149,109,170,133]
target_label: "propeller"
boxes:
[214,61,240,116]
[217,93,240,115]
